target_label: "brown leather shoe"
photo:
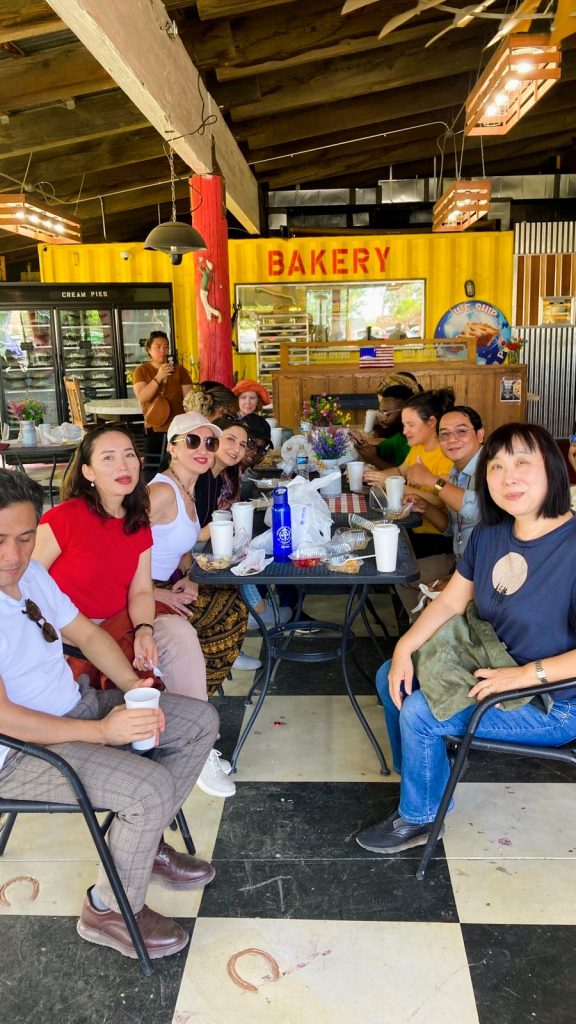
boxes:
[151,839,216,890]
[77,890,189,959]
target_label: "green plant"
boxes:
[8,398,46,424]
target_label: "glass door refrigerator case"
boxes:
[0,283,175,433]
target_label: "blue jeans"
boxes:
[376,659,576,825]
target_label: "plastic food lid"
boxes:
[289,546,327,561]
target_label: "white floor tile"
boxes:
[174,918,479,1024]
[232,694,398,782]
[450,857,576,925]
[442,782,576,859]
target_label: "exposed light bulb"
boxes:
[54,222,65,234]
[494,93,508,108]
[485,104,499,117]
[517,61,533,73]
[15,210,25,219]
[506,78,520,92]
[29,214,39,224]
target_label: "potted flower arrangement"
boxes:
[8,398,46,446]
[8,398,46,425]
[301,394,351,429]
[503,336,527,365]
[309,425,350,496]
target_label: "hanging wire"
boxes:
[74,172,86,216]
[20,152,33,193]
[99,196,107,240]
[480,134,486,179]
[167,144,177,222]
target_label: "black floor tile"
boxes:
[209,694,247,763]
[199,782,456,922]
[462,923,576,1024]
[0,916,194,1024]
[199,855,456,922]
[265,637,394,696]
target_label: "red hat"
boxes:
[232,379,270,405]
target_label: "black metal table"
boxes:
[190,527,419,775]
[2,442,78,506]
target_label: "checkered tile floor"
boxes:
[1,593,575,1024]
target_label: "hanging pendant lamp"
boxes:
[144,147,206,264]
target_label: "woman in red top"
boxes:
[33,423,206,699]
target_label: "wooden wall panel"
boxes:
[514,251,576,325]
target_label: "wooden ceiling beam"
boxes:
[248,80,576,170]
[264,108,576,189]
[46,0,260,233]
[0,41,111,111]
[196,0,291,19]
[0,91,147,161]
[235,73,472,148]
[219,33,489,121]
[0,127,167,186]
[183,0,445,80]
[0,0,64,43]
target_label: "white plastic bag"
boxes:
[256,475,334,550]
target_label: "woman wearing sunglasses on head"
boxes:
[31,422,233,797]
[147,411,242,797]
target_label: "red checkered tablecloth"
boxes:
[324,493,367,514]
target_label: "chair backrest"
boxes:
[63,376,88,428]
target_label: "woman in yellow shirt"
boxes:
[364,388,455,557]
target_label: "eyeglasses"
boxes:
[173,433,220,452]
[246,437,272,454]
[438,427,474,441]
[22,599,58,643]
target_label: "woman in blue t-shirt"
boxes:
[357,422,576,855]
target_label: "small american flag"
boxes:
[359,345,394,367]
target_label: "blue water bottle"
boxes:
[272,486,292,562]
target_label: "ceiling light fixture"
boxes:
[144,146,206,265]
[465,33,562,136]
[432,180,492,232]
[0,193,82,243]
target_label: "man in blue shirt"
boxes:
[398,406,484,618]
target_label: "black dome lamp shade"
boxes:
[144,146,207,264]
[144,221,207,265]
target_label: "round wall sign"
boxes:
[434,301,511,364]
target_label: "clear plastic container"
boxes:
[325,554,362,574]
[324,540,353,558]
[333,528,370,551]
[289,546,327,568]
[194,553,233,571]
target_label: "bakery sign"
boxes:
[268,245,391,277]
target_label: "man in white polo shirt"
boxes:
[0,469,218,961]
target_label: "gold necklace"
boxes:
[168,466,196,503]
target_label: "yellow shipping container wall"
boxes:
[39,243,199,373]
[41,233,514,381]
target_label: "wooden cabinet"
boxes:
[271,362,527,436]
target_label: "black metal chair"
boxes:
[0,734,195,975]
[416,678,576,881]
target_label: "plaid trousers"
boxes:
[0,686,219,913]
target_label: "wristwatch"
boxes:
[534,659,548,684]
[433,478,447,494]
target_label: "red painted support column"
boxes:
[190,174,233,386]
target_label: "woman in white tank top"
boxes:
[148,411,241,798]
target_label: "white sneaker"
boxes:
[196,749,236,798]
[248,602,292,631]
[232,651,262,671]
